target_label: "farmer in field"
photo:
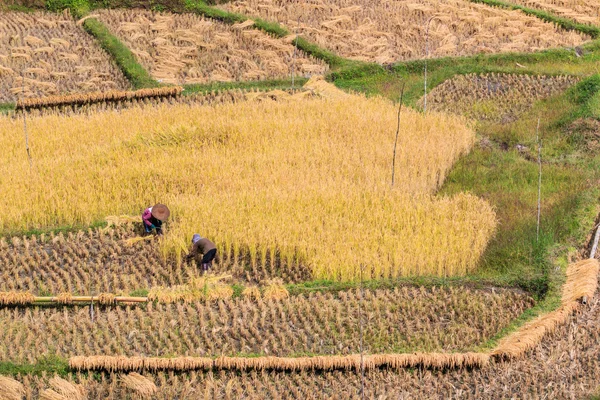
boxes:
[185,234,217,273]
[141,203,170,236]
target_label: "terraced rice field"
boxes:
[219,0,590,63]
[0,11,129,102]
[96,9,327,84]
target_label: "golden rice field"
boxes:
[0,11,129,103]
[2,291,600,399]
[96,9,327,84]
[421,73,580,123]
[511,0,600,26]
[0,80,496,281]
[0,287,532,363]
[219,0,590,63]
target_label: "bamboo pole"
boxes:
[32,296,148,304]
[583,223,600,304]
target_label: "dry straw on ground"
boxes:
[0,79,495,281]
[0,376,25,400]
[39,376,85,400]
[120,373,157,399]
[220,0,589,63]
[262,279,289,300]
[96,9,327,84]
[0,11,129,102]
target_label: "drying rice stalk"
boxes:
[96,293,116,305]
[148,274,233,303]
[242,285,262,300]
[493,258,599,359]
[120,373,157,399]
[69,352,489,372]
[55,292,73,305]
[39,377,85,400]
[0,291,35,306]
[263,279,289,300]
[0,376,24,400]
[562,258,599,302]
[16,87,183,110]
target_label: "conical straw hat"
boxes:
[151,203,170,220]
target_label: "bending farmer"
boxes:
[142,203,170,236]
[186,234,217,273]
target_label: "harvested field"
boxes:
[96,9,327,84]
[5,290,600,399]
[0,80,496,281]
[219,0,590,63]
[0,11,129,103]
[0,287,532,363]
[421,73,579,123]
[0,226,311,295]
[511,0,600,26]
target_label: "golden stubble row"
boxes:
[96,9,327,85]
[220,0,589,64]
[0,286,532,363]
[0,83,495,280]
[0,11,129,102]
[0,226,311,296]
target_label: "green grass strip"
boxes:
[0,356,70,377]
[182,78,309,94]
[0,102,16,115]
[469,0,600,38]
[82,18,160,89]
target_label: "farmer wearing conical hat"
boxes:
[185,234,217,273]
[141,203,170,236]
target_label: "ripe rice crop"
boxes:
[96,10,327,84]
[219,0,590,63]
[0,286,532,363]
[420,73,579,123]
[510,0,600,26]
[0,11,129,103]
[0,81,496,281]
